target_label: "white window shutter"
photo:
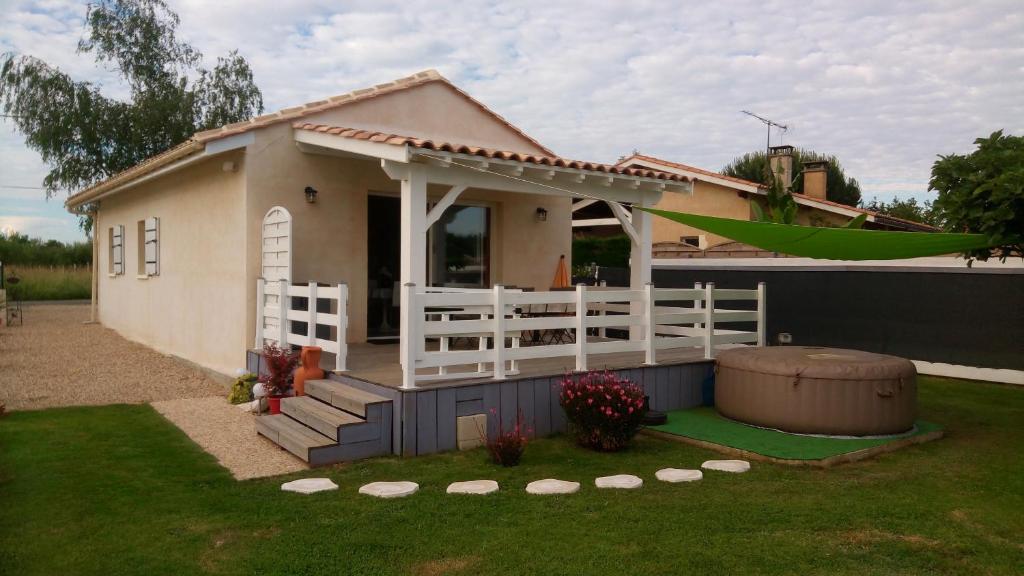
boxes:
[144,217,159,276]
[113,225,124,275]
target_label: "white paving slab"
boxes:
[447,480,499,495]
[701,459,751,473]
[526,479,580,495]
[359,481,419,498]
[281,478,338,494]
[655,468,703,483]
[595,474,643,489]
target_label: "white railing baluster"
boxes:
[278,278,289,348]
[307,282,318,346]
[756,281,766,347]
[255,277,265,349]
[694,282,703,333]
[439,312,450,376]
[493,285,506,380]
[510,303,520,375]
[401,283,417,389]
[575,284,587,372]
[336,283,348,371]
[597,279,607,338]
[477,312,488,374]
[704,282,715,359]
[644,282,656,365]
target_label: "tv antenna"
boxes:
[741,110,788,154]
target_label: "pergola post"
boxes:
[629,196,653,341]
[399,164,427,385]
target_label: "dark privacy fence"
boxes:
[594,264,1024,370]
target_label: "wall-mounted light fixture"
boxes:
[535,207,548,222]
[304,186,318,204]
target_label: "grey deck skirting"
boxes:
[247,350,714,457]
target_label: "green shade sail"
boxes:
[636,207,992,260]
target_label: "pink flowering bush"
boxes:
[559,371,646,451]
[480,408,531,466]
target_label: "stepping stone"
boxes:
[595,474,643,489]
[701,459,751,473]
[281,478,338,494]
[655,468,703,483]
[526,479,580,495]
[359,481,419,499]
[447,480,499,495]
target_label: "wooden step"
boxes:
[306,379,389,418]
[256,414,335,463]
[281,396,376,442]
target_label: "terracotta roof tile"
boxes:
[619,153,764,188]
[294,123,691,183]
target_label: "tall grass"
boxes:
[3,265,92,301]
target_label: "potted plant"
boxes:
[558,370,646,451]
[260,343,299,414]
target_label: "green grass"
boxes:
[4,265,91,300]
[650,407,943,460]
[1,376,1022,575]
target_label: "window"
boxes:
[428,205,491,288]
[137,217,159,277]
[680,235,706,249]
[108,225,124,275]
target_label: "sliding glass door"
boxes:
[428,205,490,288]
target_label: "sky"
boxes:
[1,0,1022,242]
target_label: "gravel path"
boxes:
[152,396,308,479]
[0,303,226,411]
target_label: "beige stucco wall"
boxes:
[95,151,247,375]
[652,180,752,247]
[306,81,549,154]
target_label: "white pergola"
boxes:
[293,126,693,357]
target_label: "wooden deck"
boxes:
[340,339,711,389]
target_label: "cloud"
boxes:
[1,0,1022,240]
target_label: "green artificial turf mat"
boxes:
[649,407,942,460]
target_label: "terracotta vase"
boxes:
[293,346,325,396]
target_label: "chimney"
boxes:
[767,145,794,191]
[802,160,828,200]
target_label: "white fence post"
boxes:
[493,285,507,380]
[477,311,488,374]
[575,284,587,372]
[307,282,318,346]
[597,279,608,338]
[704,282,716,359]
[693,282,703,332]
[756,281,766,347]
[400,283,417,389]
[644,283,657,365]
[255,277,265,349]
[278,278,289,349]
[439,313,450,376]
[336,283,348,372]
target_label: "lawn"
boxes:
[1,376,1022,575]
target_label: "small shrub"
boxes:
[260,344,298,397]
[481,409,530,467]
[228,373,257,404]
[559,371,646,451]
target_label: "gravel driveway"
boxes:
[0,303,227,411]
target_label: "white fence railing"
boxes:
[401,282,765,388]
[255,279,349,371]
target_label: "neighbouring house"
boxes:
[67,70,765,462]
[572,147,935,258]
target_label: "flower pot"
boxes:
[267,395,284,415]
[293,346,325,397]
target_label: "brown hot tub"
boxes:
[715,346,917,436]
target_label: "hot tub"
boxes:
[715,346,916,436]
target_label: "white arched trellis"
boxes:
[261,206,292,282]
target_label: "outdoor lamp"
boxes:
[535,207,548,222]
[304,186,319,203]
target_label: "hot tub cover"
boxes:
[716,347,916,382]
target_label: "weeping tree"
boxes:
[0,0,264,232]
[722,149,863,207]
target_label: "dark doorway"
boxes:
[367,195,400,340]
